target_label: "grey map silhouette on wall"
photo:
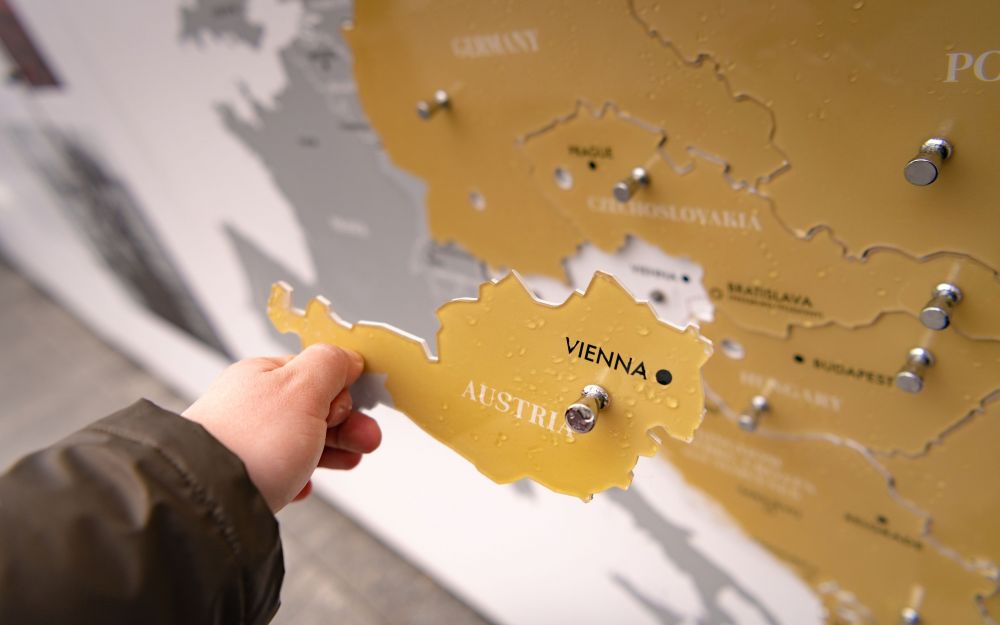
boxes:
[181,0,264,48]
[193,0,487,349]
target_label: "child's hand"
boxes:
[183,344,381,512]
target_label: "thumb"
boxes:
[283,343,364,399]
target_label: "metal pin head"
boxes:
[904,138,952,186]
[919,282,962,331]
[565,404,597,434]
[612,167,650,203]
[919,308,949,331]
[900,607,920,624]
[894,371,923,394]
[920,138,952,160]
[904,158,939,186]
[933,282,962,302]
[565,384,610,434]
[907,347,934,367]
[416,89,450,119]
[738,395,769,432]
[612,182,632,203]
[737,413,757,432]
[895,347,934,394]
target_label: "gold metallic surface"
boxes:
[884,396,1000,575]
[518,104,1000,339]
[345,1,1000,619]
[343,0,782,275]
[701,310,1000,453]
[347,2,1000,340]
[635,0,1000,269]
[269,273,711,499]
[661,412,993,625]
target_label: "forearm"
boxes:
[0,400,283,625]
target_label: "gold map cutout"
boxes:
[269,272,711,499]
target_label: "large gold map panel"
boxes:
[701,310,1000,454]
[884,397,1000,574]
[634,0,1000,269]
[662,413,995,625]
[270,272,711,499]
[344,0,783,275]
[518,105,1000,340]
[345,2,1000,622]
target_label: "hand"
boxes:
[182,344,381,512]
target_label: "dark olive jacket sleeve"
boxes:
[0,399,283,625]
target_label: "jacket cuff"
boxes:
[89,399,283,623]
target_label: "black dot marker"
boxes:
[793,354,804,364]
[655,369,673,385]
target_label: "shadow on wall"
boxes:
[9,127,231,357]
